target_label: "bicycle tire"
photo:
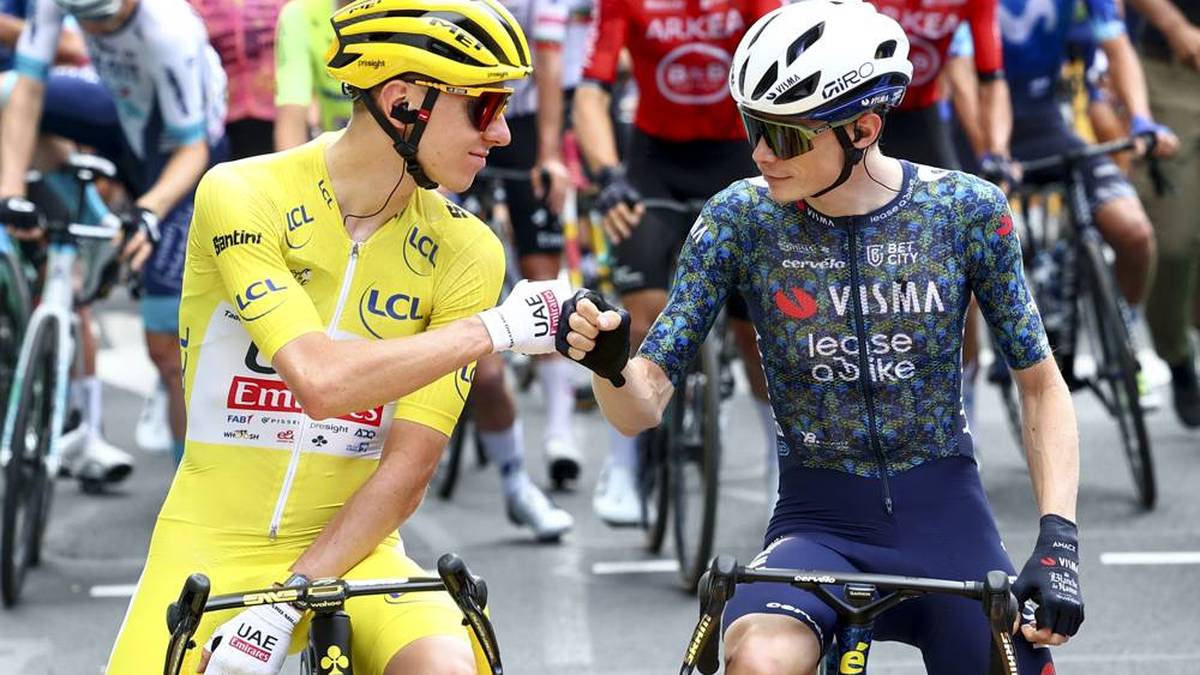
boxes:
[1078,237,1155,509]
[0,247,30,414]
[671,338,722,592]
[639,425,670,554]
[1,317,57,606]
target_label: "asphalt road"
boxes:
[0,299,1198,675]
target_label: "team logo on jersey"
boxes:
[774,287,819,319]
[358,284,426,338]
[403,224,439,276]
[235,279,288,321]
[996,213,1014,237]
[454,363,476,402]
[227,375,384,426]
[904,35,941,87]
[284,204,315,249]
[865,241,918,267]
[655,43,733,105]
[212,230,262,256]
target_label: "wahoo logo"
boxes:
[284,204,314,249]
[235,279,288,321]
[774,288,818,319]
[358,285,426,338]
[403,224,438,276]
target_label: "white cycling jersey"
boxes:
[15,0,226,158]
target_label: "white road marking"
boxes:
[1099,551,1200,565]
[89,584,138,598]
[543,543,594,667]
[591,559,679,575]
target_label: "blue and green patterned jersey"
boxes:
[639,162,1050,507]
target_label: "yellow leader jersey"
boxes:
[168,132,504,540]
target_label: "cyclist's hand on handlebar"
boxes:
[556,289,630,386]
[198,603,299,674]
[595,166,644,243]
[117,206,160,272]
[979,153,1021,194]
[532,157,571,216]
[1130,115,1179,159]
[0,196,44,241]
[1013,514,1083,647]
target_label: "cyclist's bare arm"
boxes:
[573,83,620,173]
[1098,33,1179,156]
[1128,0,1200,69]
[1011,357,1079,522]
[289,420,449,579]
[274,103,310,151]
[137,140,209,216]
[0,17,83,63]
[0,75,45,197]
[977,78,1013,158]
[272,320,493,422]
[533,43,569,213]
[592,356,674,436]
[943,56,986,158]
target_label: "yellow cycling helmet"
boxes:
[326,0,533,90]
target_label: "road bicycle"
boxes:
[0,154,134,606]
[0,213,34,441]
[164,553,503,675]
[635,197,726,593]
[990,134,1157,509]
[679,556,1021,675]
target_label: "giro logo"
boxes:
[821,62,875,100]
[996,213,1014,236]
[284,204,314,249]
[358,284,426,338]
[403,224,439,276]
[455,363,476,401]
[235,279,288,321]
[774,288,818,319]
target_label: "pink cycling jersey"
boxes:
[189,0,285,122]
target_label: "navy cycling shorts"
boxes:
[725,457,1055,675]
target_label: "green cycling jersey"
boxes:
[274,0,352,133]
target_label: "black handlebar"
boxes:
[163,554,503,675]
[1017,132,1155,174]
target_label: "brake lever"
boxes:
[163,573,210,675]
[681,556,736,675]
[438,554,503,675]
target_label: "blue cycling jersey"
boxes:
[999,0,1125,106]
[639,162,1050,512]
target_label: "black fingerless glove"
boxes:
[555,289,631,387]
[1013,514,1084,638]
[121,205,161,245]
[595,166,641,215]
[0,196,42,230]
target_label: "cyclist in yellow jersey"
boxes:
[106,1,577,672]
[273,0,353,150]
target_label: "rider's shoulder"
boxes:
[909,162,1006,208]
[415,189,504,264]
[706,176,778,216]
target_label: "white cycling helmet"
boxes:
[52,0,124,20]
[730,0,912,121]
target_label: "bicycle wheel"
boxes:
[1077,236,1155,509]
[1,318,58,606]
[639,425,670,554]
[0,245,30,414]
[671,339,722,592]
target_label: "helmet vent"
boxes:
[786,22,824,66]
[745,12,780,50]
[775,73,820,105]
[875,40,898,59]
[737,58,750,93]
[751,62,779,100]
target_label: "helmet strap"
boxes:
[363,87,441,190]
[810,125,865,199]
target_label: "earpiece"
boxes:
[390,101,419,124]
[852,125,865,144]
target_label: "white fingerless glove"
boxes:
[477,278,572,354]
[203,603,299,674]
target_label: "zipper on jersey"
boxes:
[269,241,362,539]
[846,222,894,516]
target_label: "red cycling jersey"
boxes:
[868,0,1003,110]
[582,0,780,142]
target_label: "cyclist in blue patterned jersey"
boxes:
[558,2,1083,673]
